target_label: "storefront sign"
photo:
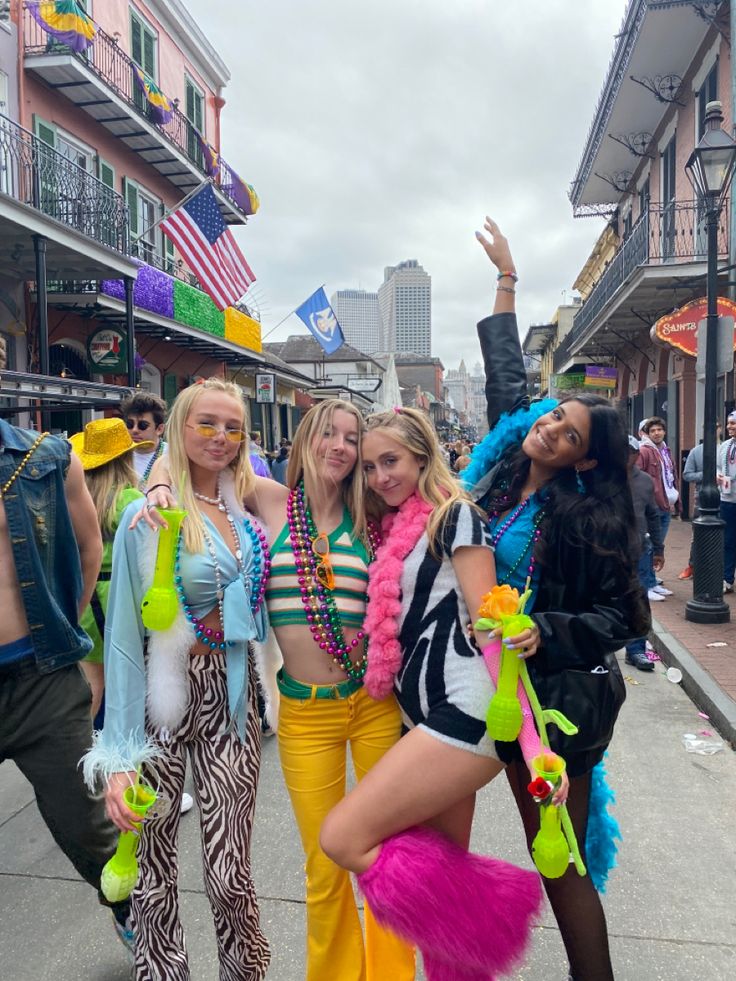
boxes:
[651,296,736,357]
[87,328,127,373]
[584,365,617,389]
[255,372,276,404]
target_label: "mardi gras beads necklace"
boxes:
[489,496,545,584]
[175,485,270,650]
[287,481,380,680]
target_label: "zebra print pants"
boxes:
[133,651,270,981]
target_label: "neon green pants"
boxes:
[277,681,416,981]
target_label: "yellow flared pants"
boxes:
[278,684,416,981]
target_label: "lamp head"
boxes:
[685,101,736,205]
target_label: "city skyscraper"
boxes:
[330,289,381,354]
[377,260,431,356]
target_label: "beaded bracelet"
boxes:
[145,482,172,496]
[497,270,519,282]
[496,285,516,294]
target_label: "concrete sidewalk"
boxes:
[2,654,736,980]
[647,517,736,746]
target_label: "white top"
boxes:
[718,438,736,502]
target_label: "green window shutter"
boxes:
[97,158,114,188]
[143,31,155,77]
[33,115,56,147]
[163,373,178,407]
[185,78,194,121]
[123,178,139,236]
[131,15,142,67]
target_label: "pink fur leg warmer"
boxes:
[357,826,542,977]
[423,952,500,980]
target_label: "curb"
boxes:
[650,615,736,748]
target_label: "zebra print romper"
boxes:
[394,500,501,759]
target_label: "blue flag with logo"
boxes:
[294,287,345,355]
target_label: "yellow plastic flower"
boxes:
[478,584,520,621]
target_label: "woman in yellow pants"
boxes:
[144,399,415,981]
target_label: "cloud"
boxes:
[185,0,624,366]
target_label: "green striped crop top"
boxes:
[265,509,370,628]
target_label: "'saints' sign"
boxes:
[651,296,736,357]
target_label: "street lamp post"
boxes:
[684,101,736,623]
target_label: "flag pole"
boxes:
[261,309,296,342]
[261,284,328,342]
[131,177,213,242]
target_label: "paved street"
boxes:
[1,645,735,981]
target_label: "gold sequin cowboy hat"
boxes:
[69,418,154,470]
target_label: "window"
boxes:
[124,178,162,264]
[57,130,94,172]
[130,7,158,116]
[697,60,718,141]
[638,177,650,220]
[185,75,204,166]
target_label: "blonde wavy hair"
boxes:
[287,399,368,540]
[364,407,473,554]
[85,455,139,540]
[166,378,254,554]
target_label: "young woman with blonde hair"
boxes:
[84,377,271,981]
[142,397,415,981]
[70,418,147,718]
[320,407,554,979]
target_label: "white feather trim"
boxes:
[136,526,196,732]
[252,632,283,731]
[81,729,160,791]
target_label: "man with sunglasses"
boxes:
[119,392,167,490]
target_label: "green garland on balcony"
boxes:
[173,280,225,337]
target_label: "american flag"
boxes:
[161,183,255,310]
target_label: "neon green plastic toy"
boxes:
[100,781,157,903]
[140,507,187,631]
[530,754,572,879]
[475,586,534,741]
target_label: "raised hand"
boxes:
[475,217,516,275]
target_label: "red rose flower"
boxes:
[527,777,554,800]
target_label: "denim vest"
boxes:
[0,420,91,672]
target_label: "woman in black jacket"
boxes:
[467,219,650,981]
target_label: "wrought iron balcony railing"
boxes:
[0,113,129,252]
[23,3,246,219]
[570,199,729,344]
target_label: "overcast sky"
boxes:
[187,0,624,371]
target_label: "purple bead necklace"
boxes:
[489,496,545,584]
[287,481,381,681]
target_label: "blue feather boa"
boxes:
[461,399,558,491]
[585,757,622,894]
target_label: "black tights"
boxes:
[505,760,614,981]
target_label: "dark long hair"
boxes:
[486,395,648,633]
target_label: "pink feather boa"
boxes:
[364,492,433,699]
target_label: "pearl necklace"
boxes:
[175,486,271,650]
[287,481,381,680]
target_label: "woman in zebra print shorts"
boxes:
[83,378,272,981]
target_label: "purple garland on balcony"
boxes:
[101,263,174,319]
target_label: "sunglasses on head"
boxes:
[186,423,247,443]
[125,418,151,432]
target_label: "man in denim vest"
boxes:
[0,337,134,957]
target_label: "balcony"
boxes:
[0,112,136,279]
[569,200,729,350]
[22,3,248,224]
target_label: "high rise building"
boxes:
[377,260,431,356]
[331,289,380,354]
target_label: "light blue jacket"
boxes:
[83,489,268,784]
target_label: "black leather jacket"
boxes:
[474,313,649,776]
